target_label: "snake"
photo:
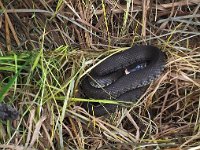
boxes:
[80,45,166,116]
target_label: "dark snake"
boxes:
[80,45,166,116]
[0,45,166,120]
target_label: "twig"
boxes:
[142,0,150,37]
[5,14,11,51]
[158,0,200,9]
[0,1,21,47]
[157,14,200,24]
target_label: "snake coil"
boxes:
[80,45,166,116]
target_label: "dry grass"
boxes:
[0,0,200,149]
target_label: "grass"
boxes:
[0,0,200,149]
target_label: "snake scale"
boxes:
[80,45,166,116]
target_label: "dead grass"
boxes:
[0,0,200,149]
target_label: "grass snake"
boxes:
[80,45,166,116]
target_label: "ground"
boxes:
[0,0,200,149]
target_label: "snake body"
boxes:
[80,45,166,116]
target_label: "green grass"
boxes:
[0,0,200,149]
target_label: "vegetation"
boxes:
[0,0,200,149]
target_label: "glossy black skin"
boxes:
[80,45,166,116]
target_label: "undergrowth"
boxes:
[0,0,200,149]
